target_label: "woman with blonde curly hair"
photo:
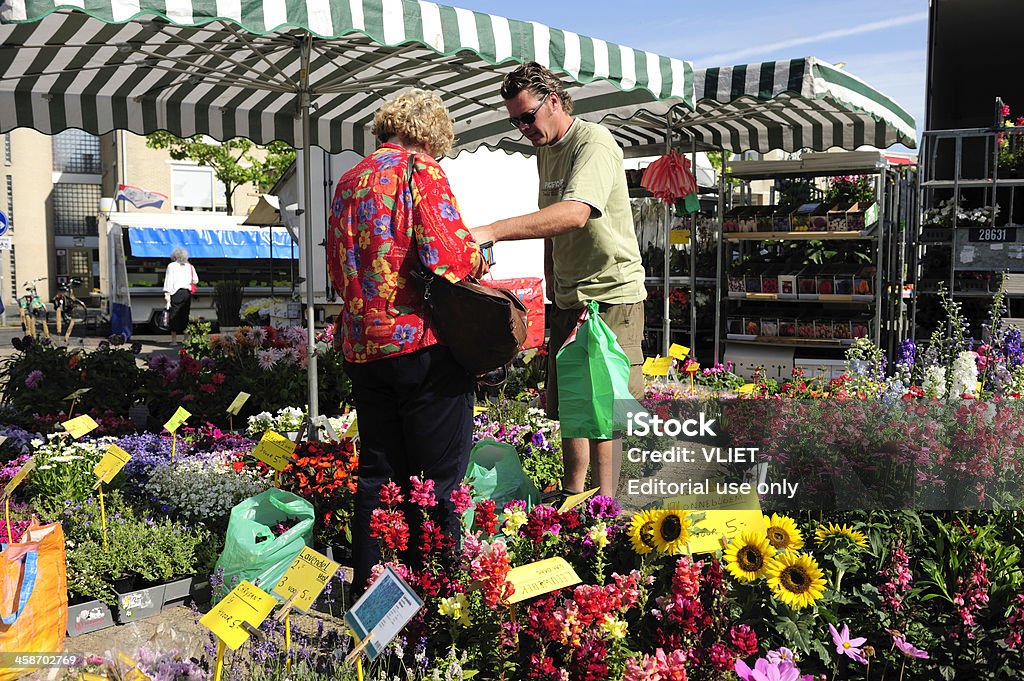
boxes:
[326,88,487,593]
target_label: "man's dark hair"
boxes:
[500,61,573,114]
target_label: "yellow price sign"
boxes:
[668,344,690,360]
[521,348,539,365]
[226,392,251,416]
[506,557,581,604]
[737,383,756,394]
[685,362,700,373]
[199,580,277,650]
[664,489,766,555]
[94,445,132,485]
[644,356,672,376]
[273,547,341,612]
[557,487,600,515]
[252,430,296,471]
[1,457,34,500]
[163,407,192,434]
[344,417,359,438]
[62,414,99,439]
[670,227,691,245]
[473,405,488,416]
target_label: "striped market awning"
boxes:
[596,56,917,154]
[0,0,693,155]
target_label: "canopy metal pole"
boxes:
[661,111,672,357]
[690,145,698,356]
[300,36,320,429]
[714,145,726,363]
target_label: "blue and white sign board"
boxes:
[343,565,423,662]
[0,210,8,236]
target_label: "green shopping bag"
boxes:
[462,439,539,529]
[214,488,314,599]
[556,300,641,439]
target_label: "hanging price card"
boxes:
[61,414,99,439]
[1,457,34,500]
[94,445,132,484]
[252,430,296,471]
[668,344,690,360]
[226,392,251,416]
[273,547,341,613]
[200,580,277,650]
[557,487,600,515]
[163,407,191,433]
[505,557,581,604]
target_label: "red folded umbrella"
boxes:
[640,150,698,203]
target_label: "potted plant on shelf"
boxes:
[213,280,244,331]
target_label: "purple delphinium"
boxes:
[1003,328,1024,367]
[897,339,917,369]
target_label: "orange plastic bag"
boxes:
[0,522,68,681]
[480,277,545,350]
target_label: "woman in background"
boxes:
[162,247,198,344]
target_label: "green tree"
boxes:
[145,133,295,213]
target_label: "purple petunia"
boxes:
[24,370,43,389]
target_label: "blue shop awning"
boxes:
[127,226,296,259]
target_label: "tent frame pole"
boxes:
[661,111,673,357]
[300,35,321,431]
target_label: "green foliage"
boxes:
[183,318,213,359]
[145,132,295,213]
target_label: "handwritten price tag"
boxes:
[685,363,700,373]
[557,487,600,515]
[62,414,99,439]
[252,431,296,471]
[668,344,690,360]
[663,490,766,555]
[505,557,581,604]
[226,392,251,416]
[163,407,191,434]
[737,383,756,394]
[200,580,277,650]
[273,547,340,613]
[1,457,34,500]
[642,357,672,376]
[94,444,132,484]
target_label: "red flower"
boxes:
[369,508,409,552]
[211,372,226,384]
[475,499,498,534]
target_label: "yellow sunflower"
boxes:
[652,509,692,554]
[815,522,869,549]
[764,513,804,552]
[627,509,662,556]
[765,552,827,609]
[724,531,776,582]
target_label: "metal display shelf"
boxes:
[645,276,717,287]
[723,229,877,241]
[727,292,875,303]
[725,335,856,349]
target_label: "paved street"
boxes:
[0,324,183,362]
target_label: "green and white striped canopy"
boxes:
[0,0,693,155]
[598,57,916,153]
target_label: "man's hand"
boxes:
[471,224,496,247]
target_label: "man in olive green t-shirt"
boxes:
[472,61,646,500]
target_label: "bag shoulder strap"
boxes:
[0,548,38,625]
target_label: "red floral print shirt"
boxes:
[326,144,481,363]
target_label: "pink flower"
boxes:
[378,481,403,505]
[829,623,868,664]
[449,482,474,515]
[409,475,437,507]
[735,658,802,681]
[893,636,929,659]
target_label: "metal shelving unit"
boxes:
[714,152,914,372]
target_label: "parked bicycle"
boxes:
[52,277,88,339]
[18,278,51,340]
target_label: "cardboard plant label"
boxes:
[663,489,766,554]
[200,580,277,650]
[557,487,600,515]
[344,566,423,662]
[506,557,581,604]
[94,445,132,484]
[62,414,99,439]
[1,457,34,500]
[226,392,251,416]
[668,344,690,360]
[163,407,191,433]
[273,547,341,612]
[252,430,296,471]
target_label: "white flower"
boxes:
[949,351,979,399]
[923,365,948,399]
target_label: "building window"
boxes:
[52,129,101,174]
[8,246,15,306]
[171,165,228,212]
[53,183,102,236]
[4,134,10,164]
[5,175,11,231]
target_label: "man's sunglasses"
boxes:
[508,99,546,128]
